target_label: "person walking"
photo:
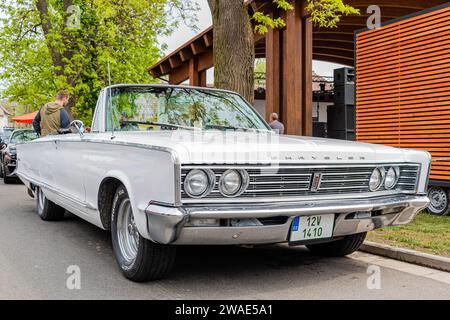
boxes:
[33,90,71,137]
[269,113,285,134]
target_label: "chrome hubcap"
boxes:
[429,188,447,211]
[117,199,139,263]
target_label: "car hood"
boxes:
[95,131,412,164]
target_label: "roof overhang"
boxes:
[149,0,450,79]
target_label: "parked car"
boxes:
[0,127,14,148]
[1,129,38,183]
[16,84,431,282]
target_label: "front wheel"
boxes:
[3,164,15,184]
[427,187,450,216]
[306,232,367,257]
[36,187,66,221]
[111,185,176,282]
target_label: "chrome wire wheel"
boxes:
[116,199,139,264]
[37,188,45,215]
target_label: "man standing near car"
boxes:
[33,90,71,137]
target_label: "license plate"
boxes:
[290,214,335,243]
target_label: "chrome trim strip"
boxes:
[311,186,369,191]
[321,178,368,183]
[180,189,421,204]
[181,195,429,219]
[244,188,312,193]
[181,163,421,170]
[249,181,311,185]
[17,172,96,211]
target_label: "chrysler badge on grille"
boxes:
[310,173,323,192]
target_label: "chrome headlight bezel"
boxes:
[369,167,386,192]
[218,169,249,198]
[384,166,400,190]
[183,169,215,198]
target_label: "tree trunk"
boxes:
[36,0,75,119]
[35,0,65,77]
[208,0,255,104]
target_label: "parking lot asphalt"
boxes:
[0,181,449,300]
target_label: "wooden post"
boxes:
[188,58,208,87]
[265,15,281,122]
[199,70,207,87]
[278,0,313,136]
[189,58,199,86]
[301,10,313,136]
[282,0,303,136]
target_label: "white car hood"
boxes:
[97,131,408,164]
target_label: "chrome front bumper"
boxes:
[143,195,429,245]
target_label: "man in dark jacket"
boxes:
[33,90,71,137]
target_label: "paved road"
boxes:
[0,180,449,300]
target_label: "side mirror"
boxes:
[70,120,85,137]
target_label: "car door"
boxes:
[51,133,87,212]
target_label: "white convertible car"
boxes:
[17,84,431,282]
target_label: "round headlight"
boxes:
[369,167,385,191]
[184,169,214,198]
[219,169,249,197]
[384,166,399,190]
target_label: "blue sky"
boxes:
[159,0,344,78]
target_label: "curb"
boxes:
[360,241,450,272]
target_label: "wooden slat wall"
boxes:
[356,5,450,181]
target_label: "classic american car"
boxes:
[16,84,431,282]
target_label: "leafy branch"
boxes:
[252,0,359,34]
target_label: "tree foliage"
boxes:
[306,0,359,28]
[253,0,359,34]
[0,0,198,125]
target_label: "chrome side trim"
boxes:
[16,172,96,211]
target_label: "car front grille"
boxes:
[180,164,420,203]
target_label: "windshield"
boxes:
[9,130,38,144]
[105,86,271,132]
[1,128,14,140]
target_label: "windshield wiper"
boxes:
[120,121,194,131]
[205,124,257,131]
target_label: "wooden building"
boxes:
[148,0,449,136]
[355,3,450,185]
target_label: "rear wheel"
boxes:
[427,187,450,216]
[36,187,66,221]
[306,232,367,257]
[111,185,176,282]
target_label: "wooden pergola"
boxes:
[148,0,449,136]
